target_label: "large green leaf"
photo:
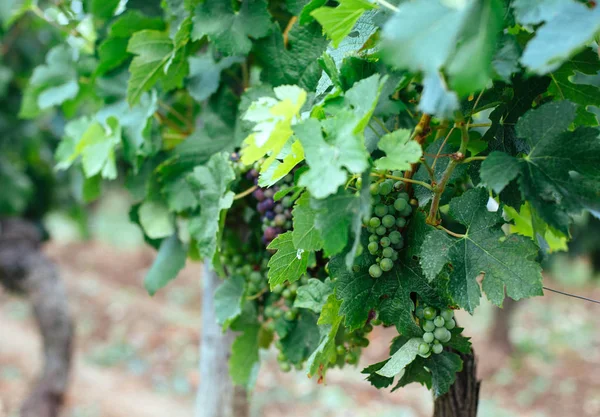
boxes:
[292,192,324,251]
[267,231,310,288]
[294,278,334,313]
[374,129,422,172]
[280,312,320,364]
[229,324,261,387]
[214,275,246,329]
[481,101,600,233]
[310,0,376,48]
[377,338,421,378]
[420,188,543,313]
[144,234,187,295]
[192,0,271,56]
[187,152,236,260]
[187,52,244,102]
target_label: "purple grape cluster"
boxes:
[246,169,294,246]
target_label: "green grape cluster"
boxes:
[363,171,413,278]
[415,305,456,357]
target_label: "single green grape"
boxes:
[282,288,292,299]
[382,247,394,258]
[368,241,379,254]
[380,236,391,247]
[371,318,382,326]
[382,214,396,228]
[389,231,402,244]
[415,305,425,319]
[279,361,292,372]
[357,338,370,347]
[440,309,454,322]
[250,271,263,283]
[423,320,436,332]
[423,307,437,320]
[272,309,283,319]
[272,284,284,294]
[423,332,434,344]
[433,316,445,327]
[380,258,394,271]
[363,324,373,333]
[374,204,388,217]
[392,170,403,177]
[434,327,451,342]
[379,181,393,196]
[369,234,378,242]
[432,343,444,354]
[397,192,409,201]
[369,217,381,228]
[418,343,430,355]
[376,226,387,236]
[444,318,456,330]
[394,198,408,212]
[370,183,380,195]
[396,217,407,228]
[284,309,298,321]
[369,264,383,278]
[345,352,359,365]
[399,204,413,217]
[264,305,275,318]
[277,352,286,362]
[336,345,346,356]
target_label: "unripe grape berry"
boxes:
[415,306,425,319]
[392,170,403,178]
[284,309,298,321]
[356,177,362,188]
[440,309,454,322]
[369,217,381,228]
[382,247,394,258]
[363,324,373,333]
[397,192,409,201]
[273,309,283,319]
[396,217,407,228]
[423,307,437,320]
[380,258,393,271]
[432,343,443,354]
[277,352,286,362]
[264,306,275,318]
[282,288,292,299]
[371,318,382,326]
[279,362,291,372]
[250,271,263,283]
[423,320,435,332]
[418,343,430,355]
[433,316,445,327]
[369,264,383,278]
[336,345,346,356]
[370,183,380,195]
[374,204,388,217]
[357,338,370,347]
[423,332,434,344]
[382,214,396,228]
[368,241,379,253]
[394,198,408,212]
[434,327,451,342]
[376,226,387,236]
[369,234,378,242]
[444,318,456,330]
[272,284,284,294]
[379,181,392,195]
[399,204,413,217]
[389,231,402,244]
[380,236,391,247]
[345,352,359,365]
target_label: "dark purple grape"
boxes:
[264,227,277,240]
[265,210,275,220]
[253,188,265,201]
[230,152,240,162]
[257,201,267,214]
[263,199,275,211]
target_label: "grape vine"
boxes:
[2,0,600,409]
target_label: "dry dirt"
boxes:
[1,241,600,417]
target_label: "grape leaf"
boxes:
[240,85,307,173]
[310,187,361,257]
[280,311,320,364]
[420,188,543,313]
[139,201,175,239]
[96,11,166,75]
[310,0,376,48]
[428,351,463,397]
[192,0,271,56]
[294,278,334,313]
[187,152,236,260]
[305,294,343,380]
[512,0,565,25]
[292,192,324,251]
[229,324,261,387]
[294,115,368,199]
[391,356,432,392]
[377,338,422,378]
[20,45,79,118]
[492,35,522,83]
[144,234,187,296]
[374,129,422,172]
[127,30,187,105]
[520,1,600,74]
[214,275,246,329]
[187,52,244,102]
[362,360,394,389]
[55,116,120,180]
[344,74,387,133]
[504,203,567,253]
[419,72,460,119]
[267,231,310,288]
[254,22,328,91]
[481,101,600,234]
[91,0,120,19]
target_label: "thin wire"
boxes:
[543,286,600,305]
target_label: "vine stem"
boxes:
[158,100,194,131]
[431,126,456,170]
[372,116,391,134]
[426,123,469,225]
[369,172,433,191]
[375,0,399,12]
[463,156,487,164]
[234,185,258,200]
[247,287,268,300]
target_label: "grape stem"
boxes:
[426,122,469,225]
[369,173,433,191]
[234,185,258,200]
[158,100,194,132]
[462,156,487,163]
[247,287,269,300]
[543,286,600,305]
